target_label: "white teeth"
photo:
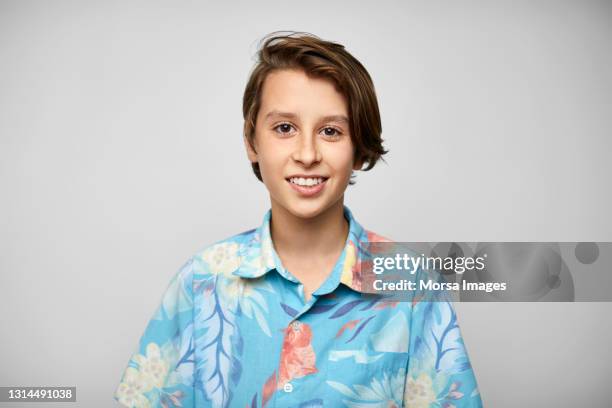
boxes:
[289,177,324,187]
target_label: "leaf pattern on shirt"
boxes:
[193,272,239,407]
[421,301,469,373]
[261,371,276,408]
[335,318,361,338]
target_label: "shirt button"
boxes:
[283,382,293,393]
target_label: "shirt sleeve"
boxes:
[403,271,483,407]
[114,257,196,408]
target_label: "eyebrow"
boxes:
[264,110,349,124]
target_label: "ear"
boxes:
[243,135,258,163]
[352,157,363,171]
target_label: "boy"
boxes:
[114,32,482,407]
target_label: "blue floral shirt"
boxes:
[114,206,482,407]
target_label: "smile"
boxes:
[288,177,326,186]
[285,176,328,197]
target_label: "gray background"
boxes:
[1,0,611,407]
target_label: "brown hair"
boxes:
[242,31,387,184]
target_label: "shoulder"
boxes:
[186,227,258,278]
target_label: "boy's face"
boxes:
[245,68,360,220]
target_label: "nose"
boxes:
[291,133,321,167]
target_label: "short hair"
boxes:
[242,31,388,184]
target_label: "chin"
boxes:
[286,194,347,220]
[285,199,330,220]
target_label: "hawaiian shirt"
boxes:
[114,206,483,407]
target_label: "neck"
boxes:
[269,199,349,259]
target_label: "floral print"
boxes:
[327,367,405,408]
[114,206,482,407]
[115,342,187,407]
[115,367,152,408]
[404,374,437,408]
[277,321,318,388]
[133,343,169,389]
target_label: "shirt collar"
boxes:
[234,205,373,294]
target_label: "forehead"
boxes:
[258,69,348,119]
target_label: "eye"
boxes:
[321,126,342,139]
[273,122,296,135]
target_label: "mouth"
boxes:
[285,176,328,197]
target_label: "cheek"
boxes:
[328,144,355,175]
[256,141,289,180]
